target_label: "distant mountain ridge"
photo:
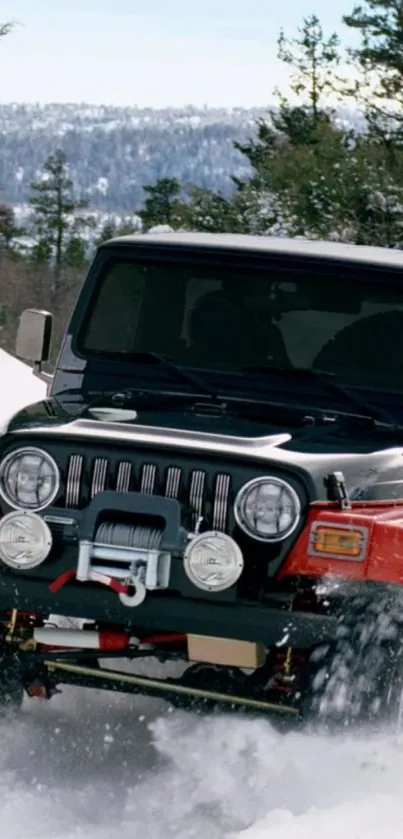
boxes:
[0,103,266,212]
[0,103,361,213]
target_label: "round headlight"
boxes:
[184,531,244,592]
[0,510,53,570]
[234,477,301,543]
[0,447,60,511]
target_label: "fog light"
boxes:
[184,531,244,592]
[0,510,53,570]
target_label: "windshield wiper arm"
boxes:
[65,353,220,411]
[60,380,399,431]
[244,365,402,429]
[126,352,219,399]
[61,384,228,415]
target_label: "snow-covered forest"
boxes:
[0,103,261,210]
[2,5,403,357]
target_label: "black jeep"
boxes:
[2,231,403,728]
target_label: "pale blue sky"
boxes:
[1,0,358,106]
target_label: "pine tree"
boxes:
[339,0,403,244]
[226,12,403,246]
[138,178,182,231]
[29,149,93,279]
[277,15,341,123]
[230,16,350,237]
[234,15,342,185]
[343,0,403,123]
[177,186,235,233]
[96,218,139,246]
[0,204,18,250]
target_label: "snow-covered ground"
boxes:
[0,348,47,415]
[1,349,403,839]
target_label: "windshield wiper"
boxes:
[67,353,220,411]
[244,365,402,429]
[63,383,386,431]
[124,352,219,399]
[60,380,402,433]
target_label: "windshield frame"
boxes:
[66,241,403,400]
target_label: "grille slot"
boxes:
[65,455,84,508]
[213,473,231,531]
[64,454,231,531]
[91,458,108,498]
[140,464,157,494]
[189,470,206,519]
[116,461,132,492]
[165,467,181,499]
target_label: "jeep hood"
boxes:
[2,396,403,502]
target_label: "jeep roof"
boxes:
[100,231,403,269]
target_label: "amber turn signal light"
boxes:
[308,522,368,561]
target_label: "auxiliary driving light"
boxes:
[0,510,53,570]
[184,530,244,592]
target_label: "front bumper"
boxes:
[0,490,338,648]
[0,574,336,647]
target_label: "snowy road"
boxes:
[3,689,403,839]
[1,350,403,839]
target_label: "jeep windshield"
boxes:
[71,247,403,417]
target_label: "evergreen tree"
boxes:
[222,12,403,246]
[339,0,403,244]
[29,149,93,277]
[277,15,341,122]
[230,17,352,237]
[343,0,403,123]
[96,222,119,244]
[63,236,88,267]
[96,217,140,245]
[234,15,343,188]
[138,178,182,231]
[0,204,18,250]
[177,186,236,232]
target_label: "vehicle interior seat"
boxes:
[186,290,292,369]
[312,310,403,386]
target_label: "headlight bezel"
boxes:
[0,446,61,512]
[234,475,302,543]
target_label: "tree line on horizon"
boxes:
[1,1,403,359]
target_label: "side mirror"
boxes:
[16,309,53,366]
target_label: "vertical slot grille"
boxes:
[63,454,231,531]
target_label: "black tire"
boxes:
[374,643,403,736]
[301,591,403,731]
[0,654,24,714]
